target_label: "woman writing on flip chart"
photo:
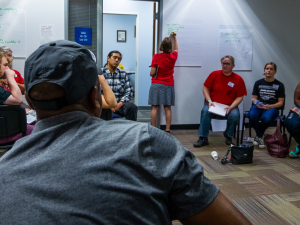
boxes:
[148,32,178,133]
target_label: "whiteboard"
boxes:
[163,22,202,67]
[0,7,26,57]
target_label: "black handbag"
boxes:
[231,145,254,164]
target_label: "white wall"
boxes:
[103,14,136,89]
[4,0,298,122]
[1,0,65,102]
[103,14,136,72]
[161,0,300,125]
[103,0,154,106]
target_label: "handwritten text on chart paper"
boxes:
[0,8,18,12]
[0,6,26,57]
[221,33,239,37]
[0,39,21,45]
[167,23,184,35]
[225,40,241,43]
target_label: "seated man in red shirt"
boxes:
[194,55,247,147]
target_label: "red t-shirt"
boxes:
[204,70,247,105]
[150,51,178,86]
[0,70,24,92]
[13,70,24,84]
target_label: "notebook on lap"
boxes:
[208,102,228,117]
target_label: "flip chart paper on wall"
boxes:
[163,22,202,67]
[0,7,26,57]
[40,24,56,45]
[219,25,252,70]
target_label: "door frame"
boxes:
[103,11,139,105]
[65,0,163,126]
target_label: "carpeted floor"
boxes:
[171,128,300,225]
[1,127,299,224]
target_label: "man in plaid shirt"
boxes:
[101,50,137,121]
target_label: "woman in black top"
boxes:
[249,62,285,148]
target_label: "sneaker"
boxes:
[223,131,232,145]
[253,136,260,145]
[257,137,265,148]
[193,137,209,148]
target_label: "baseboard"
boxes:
[138,106,151,111]
[160,124,200,130]
[160,123,249,130]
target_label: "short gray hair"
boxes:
[0,46,12,53]
[221,55,235,65]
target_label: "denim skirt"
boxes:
[148,83,175,106]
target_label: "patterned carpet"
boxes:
[1,127,299,224]
[171,128,300,225]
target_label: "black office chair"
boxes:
[0,105,27,150]
[240,98,288,145]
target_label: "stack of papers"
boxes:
[26,110,37,124]
[208,102,229,117]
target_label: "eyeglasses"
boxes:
[112,56,121,61]
[6,54,14,59]
[222,63,231,66]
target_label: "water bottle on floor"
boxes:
[243,137,254,143]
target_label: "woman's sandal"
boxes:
[165,130,170,133]
[289,145,300,158]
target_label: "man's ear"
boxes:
[25,92,36,110]
[90,86,102,110]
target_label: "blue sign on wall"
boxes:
[75,27,92,45]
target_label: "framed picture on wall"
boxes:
[117,30,126,42]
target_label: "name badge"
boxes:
[228,82,234,88]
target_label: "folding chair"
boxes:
[0,105,27,150]
[240,98,289,145]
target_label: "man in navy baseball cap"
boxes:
[25,40,99,111]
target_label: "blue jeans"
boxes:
[284,111,300,144]
[248,105,279,138]
[198,103,240,138]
